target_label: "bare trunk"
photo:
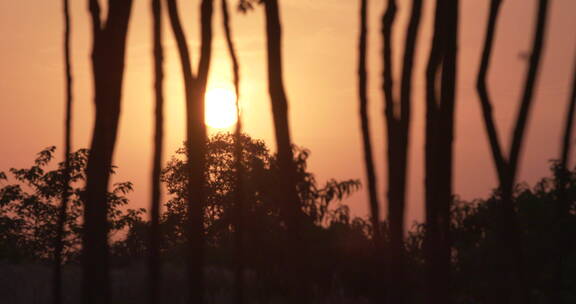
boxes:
[83,2,133,304]
[424,0,458,302]
[186,2,212,303]
[264,0,305,232]
[148,0,164,303]
[555,54,576,302]
[166,0,213,302]
[475,1,549,302]
[263,0,309,298]
[221,0,244,303]
[380,1,423,302]
[53,0,72,303]
[381,1,400,302]
[358,0,381,253]
[560,58,576,174]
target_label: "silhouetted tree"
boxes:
[52,0,73,303]
[555,54,576,302]
[148,0,164,303]
[559,58,576,198]
[220,0,244,303]
[160,134,360,242]
[475,0,549,301]
[424,0,458,302]
[238,0,310,297]
[166,0,214,302]
[380,0,423,302]
[237,1,311,296]
[158,135,361,288]
[417,164,576,302]
[0,147,144,262]
[83,1,133,303]
[262,0,308,243]
[358,0,381,251]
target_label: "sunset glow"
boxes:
[205,87,238,129]
[2,0,576,301]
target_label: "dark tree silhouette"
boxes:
[220,1,244,303]
[555,54,576,302]
[261,0,309,296]
[260,1,323,298]
[358,0,382,250]
[83,1,133,304]
[560,57,576,177]
[424,0,458,302]
[166,0,214,302]
[0,147,144,263]
[380,0,423,302]
[148,0,164,303]
[263,0,307,238]
[475,0,549,301]
[52,0,72,303]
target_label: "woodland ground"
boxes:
[0,263,374,304]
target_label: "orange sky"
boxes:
[1,0,575,225]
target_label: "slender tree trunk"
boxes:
[263,0,309,298]
[555,54,576,302]
[508,0,549,179]
[53,1,72,303]
[263,0,305,231]
[83,1,133,304]
[559,58,576,179]
[148,0,164,303]
[476,0,506,178]
[381,0,400,302]
[424,0,458,302]
[186,2,212,303]
[166,0,214,302]
[358,0,382,253]
[475,2,518,301]
[475,1,549,302]
[263,1,302,237]
[221,0,244,303]
[380,1,423,302]
[560,58,576,174]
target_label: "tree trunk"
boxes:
[358,0,382,253]
[559,58,576,174]
[221,0,244,303]
[148,0,164,303]
[83,1,133,304]
[263,0,309,298]
[263,0,305,231]
[166,0,214,302]
[475,1,549,302]
[555,53,576,302]
[53,0,72,303]
[424,0,458,302]
[380,1,423,302]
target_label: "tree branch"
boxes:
[508,0,550,181]
[475,0,506,179]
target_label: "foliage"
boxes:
[4,139,576,302]
[404,161,576,302]
[157,133,360,254]
[0,147,145,262]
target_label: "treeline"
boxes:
[2,136,576,302]
[0,134,362,265]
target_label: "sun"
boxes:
[205,87,238,129]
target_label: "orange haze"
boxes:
[1,0,575,225]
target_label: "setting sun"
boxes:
[205,87,238,129]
